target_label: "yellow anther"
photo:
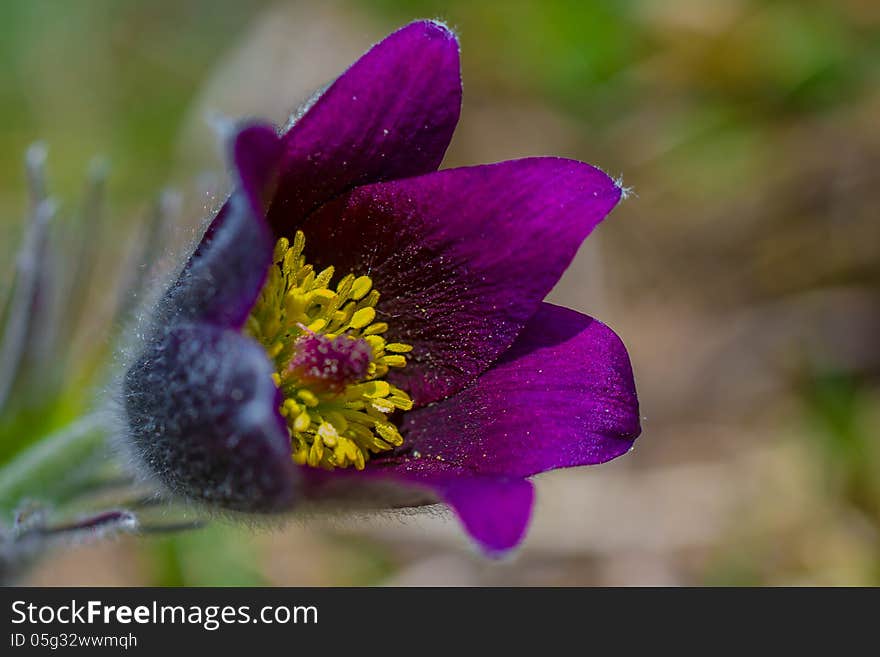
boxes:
[281,399,300,416]
[306,318,327,333]
[388,393,413,411]
[293,412,311,433]
[313,266,335,290]
[284,292,309,316]
[360,380,391,398]
[272,237,289,262]
[364,335,385,353]
[310,288,337,304]
[351,275,373,300]
[281,248,297,275]
[375,422,403,447]
[308,440,323,467]
[335,273,355,295]
[333,305,355,326]
[317,422,339,448]
[371,399,395,413]
[245,233,413,471]
[350,307,376,329]
[361,290,380,308]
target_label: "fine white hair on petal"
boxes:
[282,83,330,134]
[614,175,635,200]
[427,17,461,40]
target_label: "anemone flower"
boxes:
[123,20,641,555]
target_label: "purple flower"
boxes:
[123,20,641,554]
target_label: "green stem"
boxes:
[0,413,108,516]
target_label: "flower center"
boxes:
[245,231,413,470]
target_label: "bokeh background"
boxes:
[2,0,879,585]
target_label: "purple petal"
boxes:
[164,123,281,331]
[300,465,533,555]
[297,303,637,551]
[435,475,534,555]
[234,122,284,217]
[193,123,283,258]
[267,20,462,235]
[384,303,641,477]
[300,159,623,404]
[159,193,273,330]
[123,322,297,512]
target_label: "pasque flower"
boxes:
[123,20,641,554]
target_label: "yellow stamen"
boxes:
[245,231,413,470]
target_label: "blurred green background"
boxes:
[2,0,879,585]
